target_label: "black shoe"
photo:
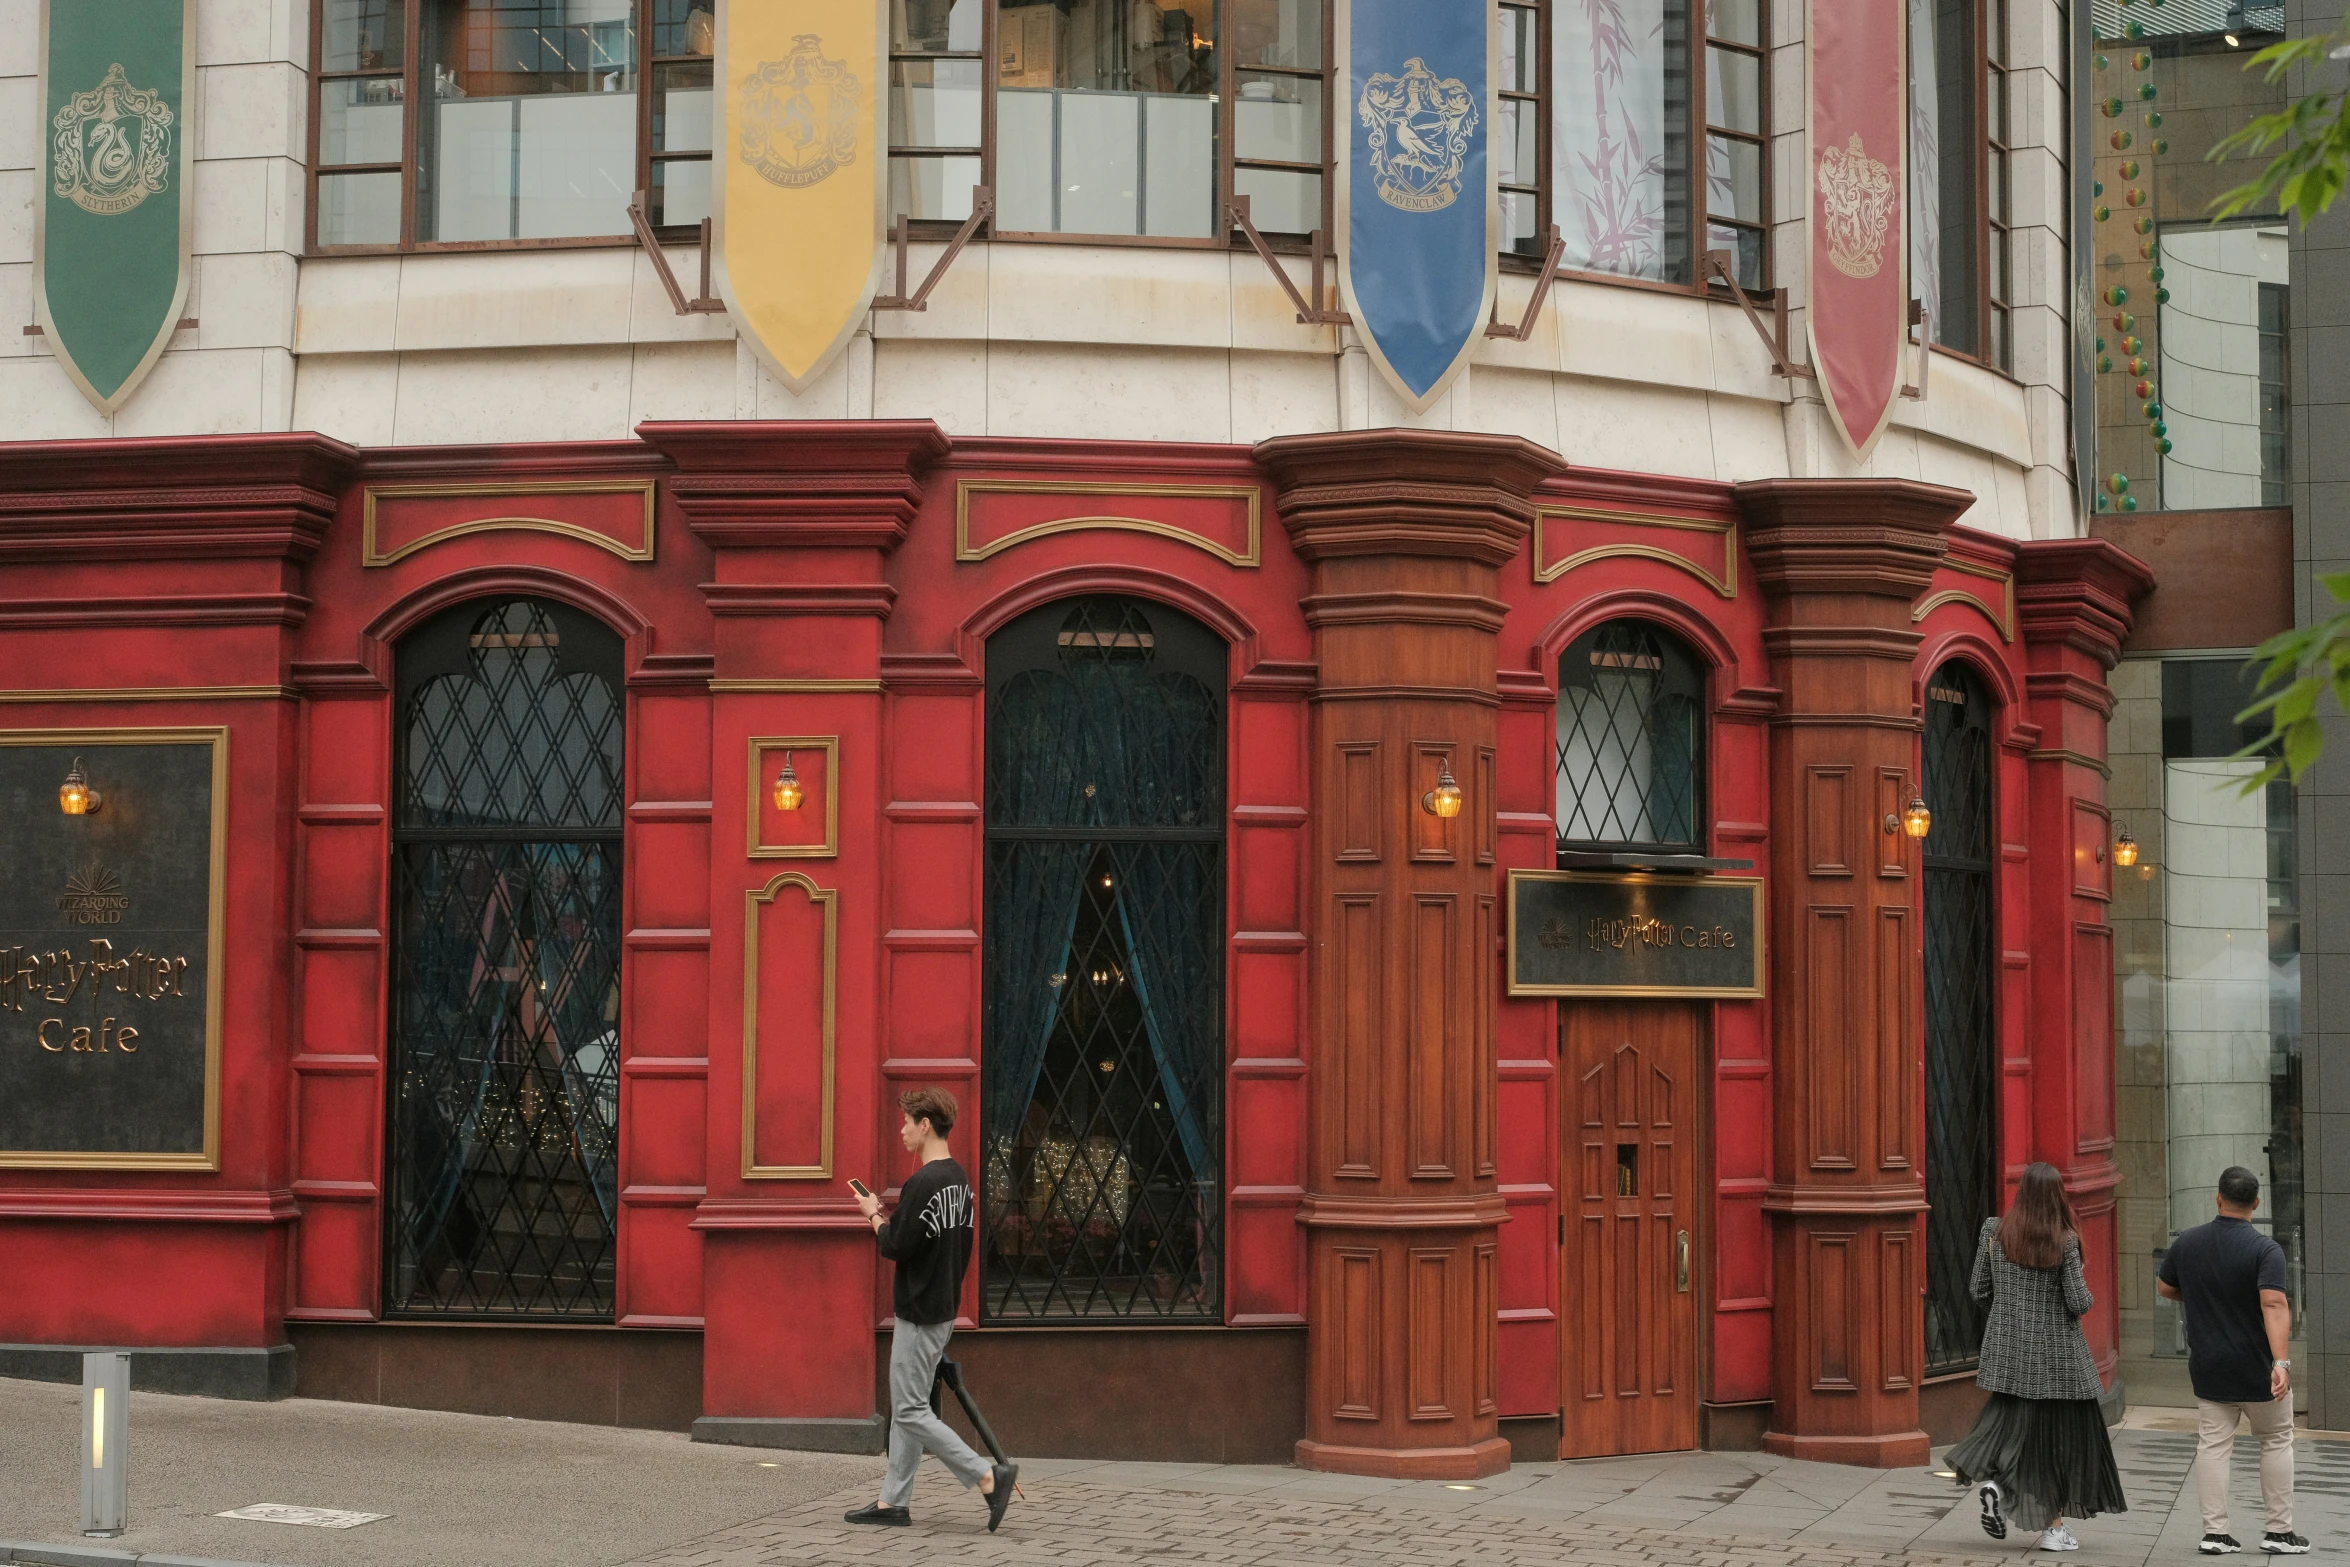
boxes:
[985,1463,1018,1533]
[845,1503,911,1527]
[2202,1536,2244,1555]
[1979,1481,2007,1540]
[2262,1534,2312,1555]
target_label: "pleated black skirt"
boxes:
[1946,1392,2128,1531]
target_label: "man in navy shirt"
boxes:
[2158,1167,2305,1554]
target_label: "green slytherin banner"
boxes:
[36,0,194,413]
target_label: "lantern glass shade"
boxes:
[2114,825,2139,867]
[772,754,803,812]
[58,757,98,816]
[1424,763,1464,819]
[1902,796,1931,839]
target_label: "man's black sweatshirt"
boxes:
[875,1157,974,1325]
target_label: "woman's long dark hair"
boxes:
[1999,1161,2078,1270]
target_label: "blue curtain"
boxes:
[1110,842,1221,1179]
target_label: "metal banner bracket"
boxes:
[1227,196,1351,326]
[1703,249,1815,381]
[629,194,728,315]
[1486,225,1566,339]
[874,188,997,312]
[1900,298,1931,400]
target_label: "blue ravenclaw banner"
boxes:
[36,0,194,413]
[1337,0,1495,414]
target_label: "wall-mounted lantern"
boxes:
[770,751,802,812]
[1422,761,1463,819]
[59,757,102,816]
[2114,823,2139,867]
[1902,796,1932,839]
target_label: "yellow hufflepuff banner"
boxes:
[713,0,886,394]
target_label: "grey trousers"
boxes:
[882,1316,991,1508]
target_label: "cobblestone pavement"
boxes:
[626,1427,2350,1567]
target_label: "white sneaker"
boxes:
[1978,1481,2008,1540]
[2040,1525,2081,1552]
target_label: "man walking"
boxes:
[2157,1166,2307,1554]
[847,1087,1016,1532]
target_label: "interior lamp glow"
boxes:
[1902,796,1932,839]
[1422,762,1464,819]
[2114,824,2139,868]
[771,751,802,812]
[58,757,101,816]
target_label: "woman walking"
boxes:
[1948,1162,2127,1552]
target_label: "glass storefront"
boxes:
[2110,655,2304,1407]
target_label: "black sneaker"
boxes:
[1979,1481,2007,1540]
[2202,1536,2244,1555]
[844,1503,911,1527]
[985,1463,1018,1533]
[2262,1534,2312,1555]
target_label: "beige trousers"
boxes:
[2195,1394,2294,1537]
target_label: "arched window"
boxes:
[387,597,625,1318]
[1555,619,1707,860]
[1923,658,1997,1372]
[980,596,1225,1320]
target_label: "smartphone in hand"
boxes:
[848,1178,873,1200]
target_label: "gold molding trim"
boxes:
[955,479,1263,567]
[362,480,658,567]
[0,727,227,1171]
[0,686,292,704]
[1533,508,1739,599]
[742,871,838,1180]
[712,679,885,694]
[748,736,841,859]
[1912,559,2016,641]
[1503,868,1766,999]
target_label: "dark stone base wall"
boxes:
[0,1342,295,1400]
[288,1323,703,1431]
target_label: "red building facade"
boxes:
[0,424,2149,1472]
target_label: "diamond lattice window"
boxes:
[1555,620,1706,858]
[387,598,625,1319]
[980,597,1226,1321]
[1923,660,1998,1374]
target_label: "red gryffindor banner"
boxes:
[1808,0,1907,459]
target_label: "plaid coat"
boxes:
[1971,1217,2104,1401]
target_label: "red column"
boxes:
[1738,477,1971,1466]
[1258,428,1565,1479]
[641,420,948,1448]
[0,435,360,1391]
[2014,540,2153,1399]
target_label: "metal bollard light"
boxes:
[81,1351,129,1537]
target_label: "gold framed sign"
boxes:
[0,727,227,1169]
[1506,869,1764,999]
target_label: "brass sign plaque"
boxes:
[0,730,225,1168]
[1506,869,1765,998]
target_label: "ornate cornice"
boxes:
[2014,538,2156,670]
[1735,478,1970,604]
[637,419,950,551]
[0,433,361,565]
[1255,429,1565,567]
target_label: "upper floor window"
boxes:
[1508,0,1770,290]
[1910,0,2011,368]
[1555,619,1706,859]
[313,0,716,249]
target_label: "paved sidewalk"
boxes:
[1,1375,2340,1567]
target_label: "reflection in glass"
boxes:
[321,78,407,165]
[995,0,1218,237]
[890,155,981,222]
[1555,0,1692,282]
[417,0,639,243]
[651,157,708,226]
[893,58,984,147]
[1233,165,1317,236]
[654,61,711,151]
[325,0,406,70]
[319,170,404,246]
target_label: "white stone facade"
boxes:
[1,0,2085,541]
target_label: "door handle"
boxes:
[1676,1229,1691,1293]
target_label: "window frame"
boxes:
[1913,0,2016,373]
[1552,617,1711,862]
[1507,0,1773,297]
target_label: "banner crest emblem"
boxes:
[1337,0,1496,416]
[53,62,174,217]
[738,38,862,190]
